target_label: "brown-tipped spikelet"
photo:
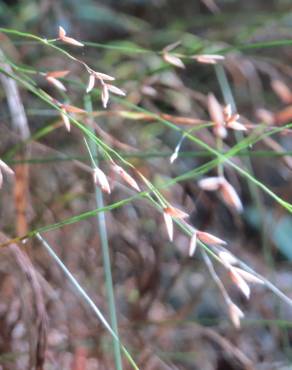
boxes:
[197,231,226,245]
[112,164,140,192]
[163,206,189,219]
[45,70,69,91]
[59,104,85,131]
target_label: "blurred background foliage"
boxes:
[0,1,292,369]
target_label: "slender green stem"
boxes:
[84,97,123,370]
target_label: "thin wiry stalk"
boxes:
[84,95,123,370]
[35,233,139,370]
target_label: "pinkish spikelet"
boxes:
[164,206,189,219]
[197,231,226,246]
[220,178,243,213]
[46,70,70,78]
[112,165,140,192]
[61,104,86,114]
[207,93,227,138]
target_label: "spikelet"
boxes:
[93,167,111,194]
[197,231,226,245]
[58,26,84,47]
[86,74,95,93]
[93,71,115,81]
[112,164,140,192]
[163,53,185,69]
[163,211,173,241]
[219,178,243,213]
[232,267,264,285]
[228,301,244,329]
[271,79,292,104]
[192,54,225,64]
[46,76,66,91]
[223,105,246,131]
[229,268,250,299]
[163,206,189,219]
[218,251,238,266]
[189,231,198,256]
[106,84,126,96]
[46,70,70,78]
[60,109,71,131]
[0,160,14,188]
[59,104,85,131]
[207,93,227,139]
[101,83,109,108]
[61,104,86,114]
[198,176,223,191]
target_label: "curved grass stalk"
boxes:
[2,27,292,59]
[36,233,139,370]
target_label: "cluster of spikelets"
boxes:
[0,29,265,329]
[44,27,140,194]
[161,40,265,328]
[43,27,126,132]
